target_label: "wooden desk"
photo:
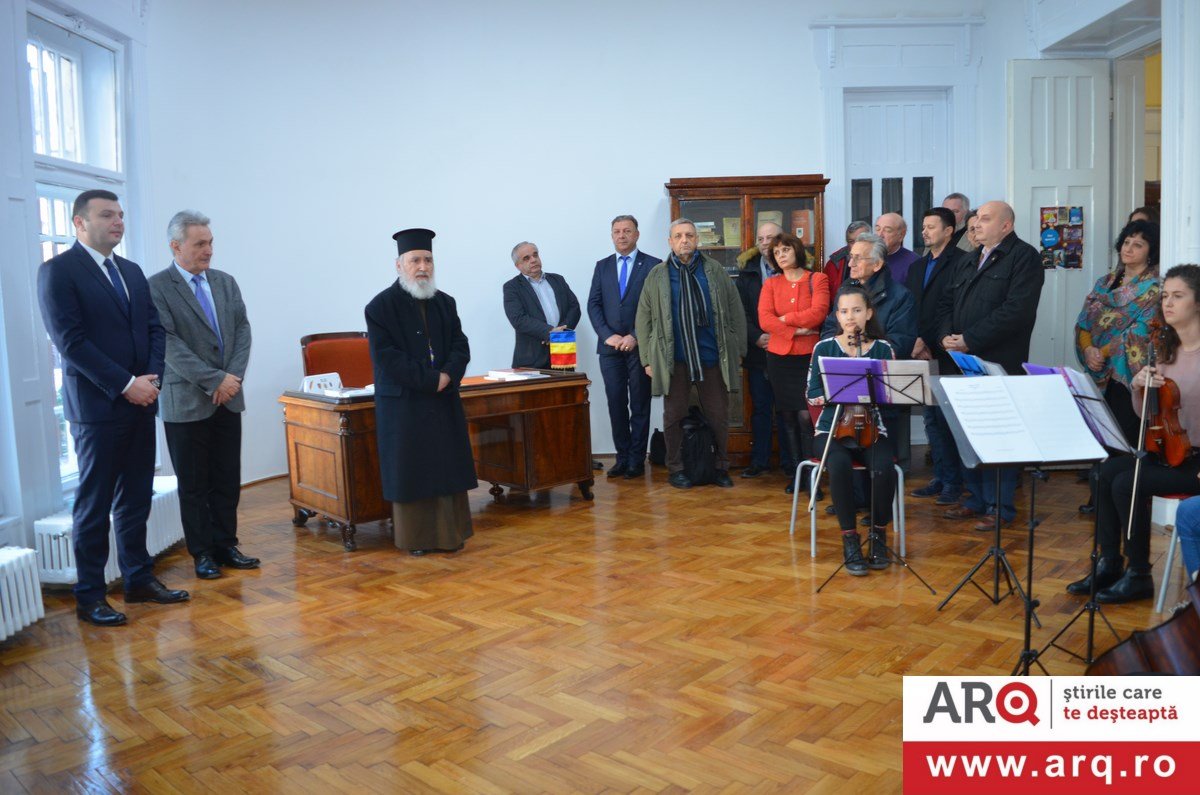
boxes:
[280,371,594,551]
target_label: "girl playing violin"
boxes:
[807,286,896,575]
[1068,263,1200,604]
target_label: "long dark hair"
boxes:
[1109,220,1160,288]
[1157,264,1200,364]
[834,285,886,344]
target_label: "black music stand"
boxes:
[810,357,935,594]
[1026,366,1131,666]
[932,373,1108,675]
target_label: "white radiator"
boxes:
[0,547,44,641]
[34,476,183,586]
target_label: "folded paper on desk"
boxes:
[936,375,1106,466]
[485,368,551,381]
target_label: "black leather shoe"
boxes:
[214,546,260,569]
[842,532,869,576]
[668,472,692,489]
[713,470,734,488]
[1078,502,1096,515]
[76,600,127,626]
[607,462,629,478]
[1095,570,1154,604]
[740,465,766,479]
[124,578,190,604]
[194,555,222,580]
[623,465,645,479]
[409,549,431,556]
[867,527,891,570]
[1066,556,1123,596]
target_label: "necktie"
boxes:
[618,256,630,298]
[191,274,224,355]
[103,259,130,314]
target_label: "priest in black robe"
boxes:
[365,228,477,555]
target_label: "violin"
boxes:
[1141,333,1191,468]
[833,327,879,449]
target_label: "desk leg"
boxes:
[579,479,594,500]
[489,483,504,502]
[341,523,357,552]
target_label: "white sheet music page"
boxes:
[939,377,1039,463]
[1003,375,1106,462]
[881,360,932,405]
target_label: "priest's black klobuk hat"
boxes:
[393,228,435,256]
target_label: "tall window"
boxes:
[27,9,125,487]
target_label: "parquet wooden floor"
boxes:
[0,453,1184,793]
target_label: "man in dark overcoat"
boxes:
[365,228,477,555]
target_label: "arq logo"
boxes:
[923,681,1040,725]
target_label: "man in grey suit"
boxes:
[502,241,581,368]
[148,211,257,580]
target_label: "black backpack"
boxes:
[680,407,717,486]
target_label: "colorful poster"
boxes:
[1039,206,1083,269]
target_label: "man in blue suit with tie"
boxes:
[587,215,661,478]
[37,189,189,627]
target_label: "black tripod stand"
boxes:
[1037,469,1122,665]
[812,366,935,595]
[937,466,1040,627]
[1010,469,1050,675]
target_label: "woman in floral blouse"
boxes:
[1074,219,1161,446]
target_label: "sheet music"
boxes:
[1021,363,1132,454]
[938,378,1038,462]
[1002,376,1107,462]
[938,376,1105,464]
[949,351,1007,377]
[881,360,932,406]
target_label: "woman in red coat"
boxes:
[757,232,830,492]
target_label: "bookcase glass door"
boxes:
[751,197,818,266]
[677,199,742,272]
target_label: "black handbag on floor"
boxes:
[680,407,717,486]
[649,429,666,466]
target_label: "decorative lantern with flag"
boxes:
[549,330,576,370]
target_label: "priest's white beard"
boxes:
[398,272,438,300]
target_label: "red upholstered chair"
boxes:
[300,332,373,388]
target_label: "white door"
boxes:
[1009,59,1111,368]
[845,89,950,252]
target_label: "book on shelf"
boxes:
[756,210,783,230]
[722,217,741,248]
[694,221,720,246]
[790,209,814,245]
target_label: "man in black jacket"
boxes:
[735,221,784,478]
[939,201,1044,528]
[906,207,968,506]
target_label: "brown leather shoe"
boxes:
[973,517,1012,532]
[943,504,981,519]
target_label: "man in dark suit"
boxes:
[939,200,1044,528]
[587,215,661,478]
[36,189,189,627]
[148,211,257,581]
[503,242,581,368]
[905,207,967,506]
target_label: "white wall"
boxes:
[144,0,1023,482]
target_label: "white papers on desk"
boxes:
[322,385,374,397]
[938,375,1106,465]
[484,368,550,381]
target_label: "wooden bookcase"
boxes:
[665,174,830,467]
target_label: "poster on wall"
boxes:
[1039,206,1083,269]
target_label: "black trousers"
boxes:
[164,407,243,558]
[599,351,651,468]
[1095,453,1200,570]
[70,413,156,604]
[816,433,896,532]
